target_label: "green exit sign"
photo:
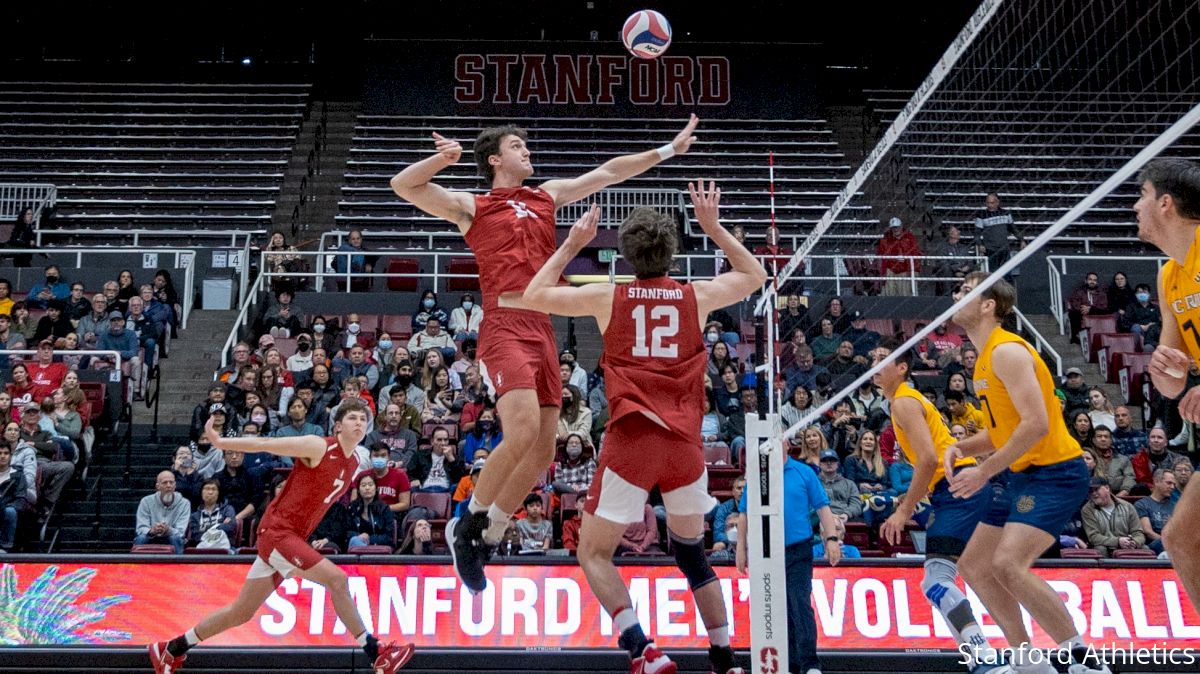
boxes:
[598,249,617,263]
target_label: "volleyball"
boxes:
[621,10,672,59]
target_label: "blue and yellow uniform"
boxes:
[974,328,1088,534]
[892,383,990,556]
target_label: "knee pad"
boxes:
[671,533,718,592]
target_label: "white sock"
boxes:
[468,495,488,515]
[482,504,511,545]
[1058,635,1084,651]
[1011,644,1036,668]
[355,631,369,647]
[708,624,730,648]
[613,606,639,635]
[958,624,993,666]
[184,628,200,646]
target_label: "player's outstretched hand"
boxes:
[688,180,721,232]
[431,132,462,164]
[1149,343,1190,380]
[204,416,222,449]
[879,510,908,546]
[671,114,699,156]
[566,204,600,251]
[1179,386,1200,424]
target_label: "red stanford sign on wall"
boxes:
[3,561,1198,650]
[452,54,731,107]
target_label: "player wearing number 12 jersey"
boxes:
[148,399,414,674]
[521,181,766,674]
[1136,157,1200,613]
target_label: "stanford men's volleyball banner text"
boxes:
[2,562,1197,648]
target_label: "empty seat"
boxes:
[703,444,732,466]
[1059,548,1102,559]
[1111,548,1158,560]
[130,544,176,554]
[446,257,480,292]
[411,491,452,519]
[386,258,420,292]
[381,314,413,338]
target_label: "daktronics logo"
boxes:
[453,54,731,106]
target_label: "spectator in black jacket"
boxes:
[310,500,351,553]
[1118,284,1161,351]
[347,473,397,550]
[188,479,237,550]
[0,443,30,552]
[6,208,36,268]
[408,427,466,492]
[216,450,261,527]
[190,383,231,443]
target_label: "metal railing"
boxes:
[0,183,57,222]
[1013,307,1063,378]
[220,272,266,370]
[0,247,197,330]
[35,227,262,249]
[1046,255,1167,334]
[559,188,687,230]
[280,249,480,294]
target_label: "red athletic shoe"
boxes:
[148,641,186,674]
[373,641,415,673]
[632,643,677,674]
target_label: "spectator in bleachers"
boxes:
[65,283,90,323]
[462,408,502,456]
[101,281,120,315]
[850,381,884,428]
[260,289,303,339]
[11,302,35,341]
[171,445,203,507]
[948,423,968,442]
[450,340,477,377]
[448,293,482,341]
[292,382,330,430]
[1070,411,1095,449]
[3,422,38,508]
[421,367,461,425]
[1118,283,1161,351]
[28,340,67,402]
[701,394,726,451]
[809,318,841,362]
[974,192,1019,281]
[263,231,304,293]
[516,493,552,553]
[25,265,70,310]
[376,346,411,388]
[5,209,36,268]
[1107,272,1136,318]
[34,398,73,462]
[929,225,976,294]
[139,285,171,343]
[409,427,465,493]
[47,390,83,456]
[753,225,793,280]
[57,333,84,371]
[346,473,397,551]
[253,333,277,366]
[778,294,810,344]
[824,340,866,379]
[332,378,377,424]
[613,503,659,556]
[407,316,456,364]
[386,387,423,435]
[876,217,922,297]
[257,366,289,422]
[784,345,828,394]
[1136,469,1176,555]
[286,333,315,373]
[551,432,596,497]
[77,294,110,349]
[126,296,159,369]
[224,365,257,415]
[190,405,230,479]
[273,395,324,440]
[709,477,746,554]
[115,270,137,314]
[365,403,421,468]
[189,384,232,444]
[1111,406,1146,456]
[308,316,337,355]
[1092,426,1135,497]
[706,309,741,346]
[334,313,371,355]
[459,364,486,406]
[188,479,236,552]
[152,270,181,334]
[0,442,29,552]
[397,517,436,555]
[943,344,978,383]
[1081,476,1145,557]
[377,359,423,410]
[1081,446,1100,479]
[97,313,143,394]
[0,280,11,318]
[943,389,985,436]
[371,332,397,370]
[816,449,862,523]
[842,430,889,496]
[243,403,274,438]
[561,493,586,554]
[452,456,488,517]
[364,443,412,515]
[216,449,260,527]
[1066,271,1110,341]
[1171,457,1193,505]
[927,322,964,367]
[820,399,862,458]
[333,230,375,291]
[134,471,190,554]
[556,385,591,441]
[1060,367,1090,417]
[6,364,34,414]
[1131,427,1183,493]
[560,349,588,393]
[781,385,816,432]
[337,345,380,393]
[721,387,754,462]
[0,314,24,370]
[795,427,827,470]
[841,312,881,358]
[777,327,807,374]
[1087,387,1117,431]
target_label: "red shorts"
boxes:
[477,308,560,406]
[585,412,716,524]
[248,530,325,580]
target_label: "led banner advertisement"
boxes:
[1,562,1197,650]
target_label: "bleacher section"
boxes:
[0,82,310,233]
[339,115,875,246]
[865,90,1200,242]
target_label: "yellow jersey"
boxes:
[892,382,974,491]
[974,328,1082,472]
[948,402,986,432]
[1160,226,1200,361]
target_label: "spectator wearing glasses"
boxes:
[77,294,112,349]
[65,283,90,323]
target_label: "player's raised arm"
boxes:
[1149,265,1192,400]
[390,132,477,231]
[519,204,614,323]
[690,180,769,320]
[540,114,699,208]
[205,417,326,462]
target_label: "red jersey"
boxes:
[259,436,358,538]
[27,362,67,402]
[465,186,559,312]
[601,277,705,440]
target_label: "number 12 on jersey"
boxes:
[631,305,679,358]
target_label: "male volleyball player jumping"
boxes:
[874,339,1011,674]
[944,273,1112,674]
[1136,157,1200,612]
[148,399,413,674]
[519,181,763,674]
[390,115,699,593]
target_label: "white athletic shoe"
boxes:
[804,669,822,674]
[1067,665,1113,674]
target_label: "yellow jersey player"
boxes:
[874,339,1011,674]
[1136,157,1200,613]
[943,272,1110,674]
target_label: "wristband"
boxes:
[825,536,841,543]
[656,143,676,160]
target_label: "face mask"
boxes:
[463,301,474,311]
[1136,292,1150,303]
[706,332,719,344]
[379,339,393,350]
[313,324,326,334]
[297,341,311,352]
[423,298,435,310]
[371,457,388,470]
[348,323,361,334]
[478,420,494,433]
[726,527,738,541]
[45,275,58,285]
[562,397,572,408]
[251,414,268,425]
[566,444,583,459]
[466,348,477,359]
[178,457,193,470]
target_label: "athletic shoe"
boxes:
[631,642,677,674]
[373,641,415,673]
[1067,665,1113,674]
[446,512,493,594]
[971,663,1015,674]
[148,641,186,674]
[804,669,823,674]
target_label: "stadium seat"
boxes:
[1081,315,1119,360]
[412,491,452,519]
[1112,549,1158,559]
[1097,334,1138,380]
[385,258,420,291]
[843,521,870,549]
[381,314,413,338]
[130,544,176,554]
[1059,548,1102,559]
[446,257,481,292]
[703,444,732,466]
[355,545,394,554]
